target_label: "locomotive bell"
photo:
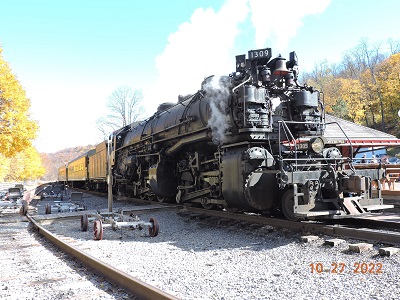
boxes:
[273,58,289,75]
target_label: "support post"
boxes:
[107,135,113,213]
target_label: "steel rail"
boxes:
[25,214,178,300]
[331,216,400,230]
[185,207,400,245]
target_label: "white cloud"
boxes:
[249,0,331,50]
[146,0,249,114]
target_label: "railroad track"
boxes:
[181,206,400,245]
[25,213,178,300]
[14,190,400,299]
[0,213,136,299]
[72,187,400,245]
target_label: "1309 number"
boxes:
[248,48,270,60]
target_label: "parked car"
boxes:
[388,157,400,164]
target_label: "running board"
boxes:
[363,204,394,211]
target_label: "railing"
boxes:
[276,120,352,172]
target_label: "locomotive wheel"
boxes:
[81,214,89,232]
[45,204,51,214]
[148,218,159,237]
[93,220,103,240]
[202,203,214,210]
[281,189,303,222]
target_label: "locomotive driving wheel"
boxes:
[93,219,104,240]
[148,218,159,237]
[280,189,304,222]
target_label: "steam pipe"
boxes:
[232,76,252,93]
[165,131,211,156]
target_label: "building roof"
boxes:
[324,114,400,146]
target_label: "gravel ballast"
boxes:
[2,191,400,299]
[0,214,131,299]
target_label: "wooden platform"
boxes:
[373,189,400,201]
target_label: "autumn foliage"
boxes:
[302,39,400,138]
[0,47,45,181]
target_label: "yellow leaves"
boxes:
[306,51,399,137]
[0,146,45,181]
[0,155,10,181]
[0,46,39,158]
[336,78,365,123]
[0,46,44,180]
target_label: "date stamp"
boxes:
[310,262,383,274]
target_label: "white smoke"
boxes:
[149,0,249,113]
[151,0,331,106]
[147,0,331,138]
[202,76,232,145]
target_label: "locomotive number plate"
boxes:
[248,48,271,60]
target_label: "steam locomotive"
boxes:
[60,48,392,221]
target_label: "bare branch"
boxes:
[97,86,145,137]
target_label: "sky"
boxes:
[1,0,399,153]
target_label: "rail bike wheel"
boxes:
[81,214,89,232]
[21,200,28,216]
[45,204,51,214]
[93,219,103,240]
[148,218,159,237]
[280,189,303,222]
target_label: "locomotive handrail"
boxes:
[278,120,298,170]
[324,121,353,161]
[231,75,251,93]
[277,119,355,172]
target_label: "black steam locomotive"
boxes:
[60,48,391,220]
[103,47,390,220]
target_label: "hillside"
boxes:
[40,145,96,181]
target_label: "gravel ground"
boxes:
[0,214,131,300]
[2,190,400,300]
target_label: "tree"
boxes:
[0,47,38,157]
[96,86,145,139]
[342,39,387,131]
[375,53,400,137]
[337,78,364,123]
[1,146,45,181]
[302,60,342,115]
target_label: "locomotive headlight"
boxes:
[309,137,325,154]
